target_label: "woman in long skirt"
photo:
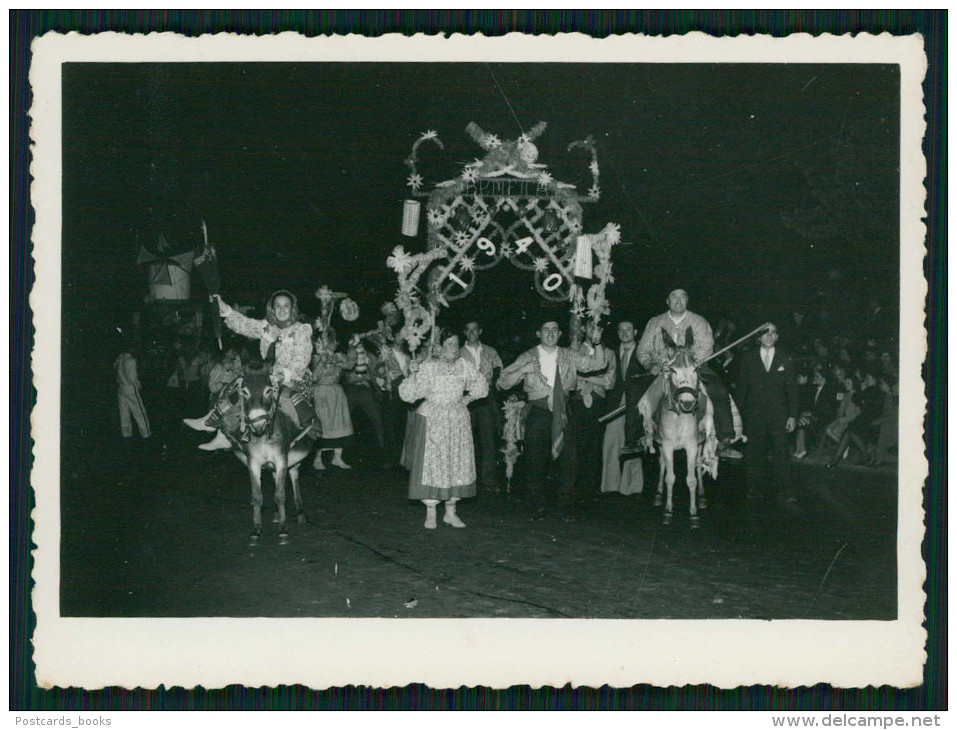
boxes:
[310,331,353,470]
[399,330,488,529]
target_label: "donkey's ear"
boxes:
[685,326,694,349]
[661,327,677,351]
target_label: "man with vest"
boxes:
[498,318,607,516]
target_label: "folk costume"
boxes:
[498,341,607,511]
[399,356,488,529]
[184,291,316,450]
[310,347,353,470]
[343,338,386,452]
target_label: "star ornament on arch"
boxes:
[533,257,549,273]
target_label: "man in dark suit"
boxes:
[599,320,650,494]
[736,323,799,501]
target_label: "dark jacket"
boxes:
[736,348,800,430]
[604,343,648,413]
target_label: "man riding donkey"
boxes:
[184,290,319,449]
[625,287,742,458]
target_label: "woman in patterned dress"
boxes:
[399,330,488,530]
[310,328,353,470]
[183,290,316,449]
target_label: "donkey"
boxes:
[641,326,718,528]
[224,362,318,545]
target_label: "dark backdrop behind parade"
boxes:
[62,61,899,427]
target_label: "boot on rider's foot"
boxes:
[198,430,231,451]
[184,411,217,433]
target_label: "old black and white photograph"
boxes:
[30,32,927,689]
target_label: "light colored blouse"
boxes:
[399,357,489,415]
[222,303,313,384]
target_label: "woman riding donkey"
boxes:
[184,290,318,449]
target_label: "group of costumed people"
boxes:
[182,289,493,529]
[181,285,752,530]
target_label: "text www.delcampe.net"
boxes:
[772,716,942,728]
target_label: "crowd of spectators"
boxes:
[712,301,899,469]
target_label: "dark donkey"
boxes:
[225,358,318,545]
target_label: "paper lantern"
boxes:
[401,200,421,237]
[339,298,360,322]
[573,235,593,279]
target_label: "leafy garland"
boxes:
[570,222,621,328]
[386,244,448,353]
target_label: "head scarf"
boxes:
[265,290,300,329]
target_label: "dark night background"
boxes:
[62,62,900,355]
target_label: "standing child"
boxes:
[115,337,151,441]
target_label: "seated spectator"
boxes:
[870,377,899,466]
[823,376,860,466]
[794,365,835,459]
[827,371,882,467]
[880,350,899,380]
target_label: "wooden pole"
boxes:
[697,322,773,367]
[597,322,772,425]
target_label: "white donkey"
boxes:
[640,327,718,527]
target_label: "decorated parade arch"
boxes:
[390,121,622,352]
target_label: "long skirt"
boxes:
[314,383,354,447]
[402,412,476,501]
[600,411,644,495]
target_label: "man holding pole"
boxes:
[628,287,742,458]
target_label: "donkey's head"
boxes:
[240,356,279,438]
[661,326,699,414]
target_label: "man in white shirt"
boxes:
[498,318,606,516]
[459,320,504,490]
